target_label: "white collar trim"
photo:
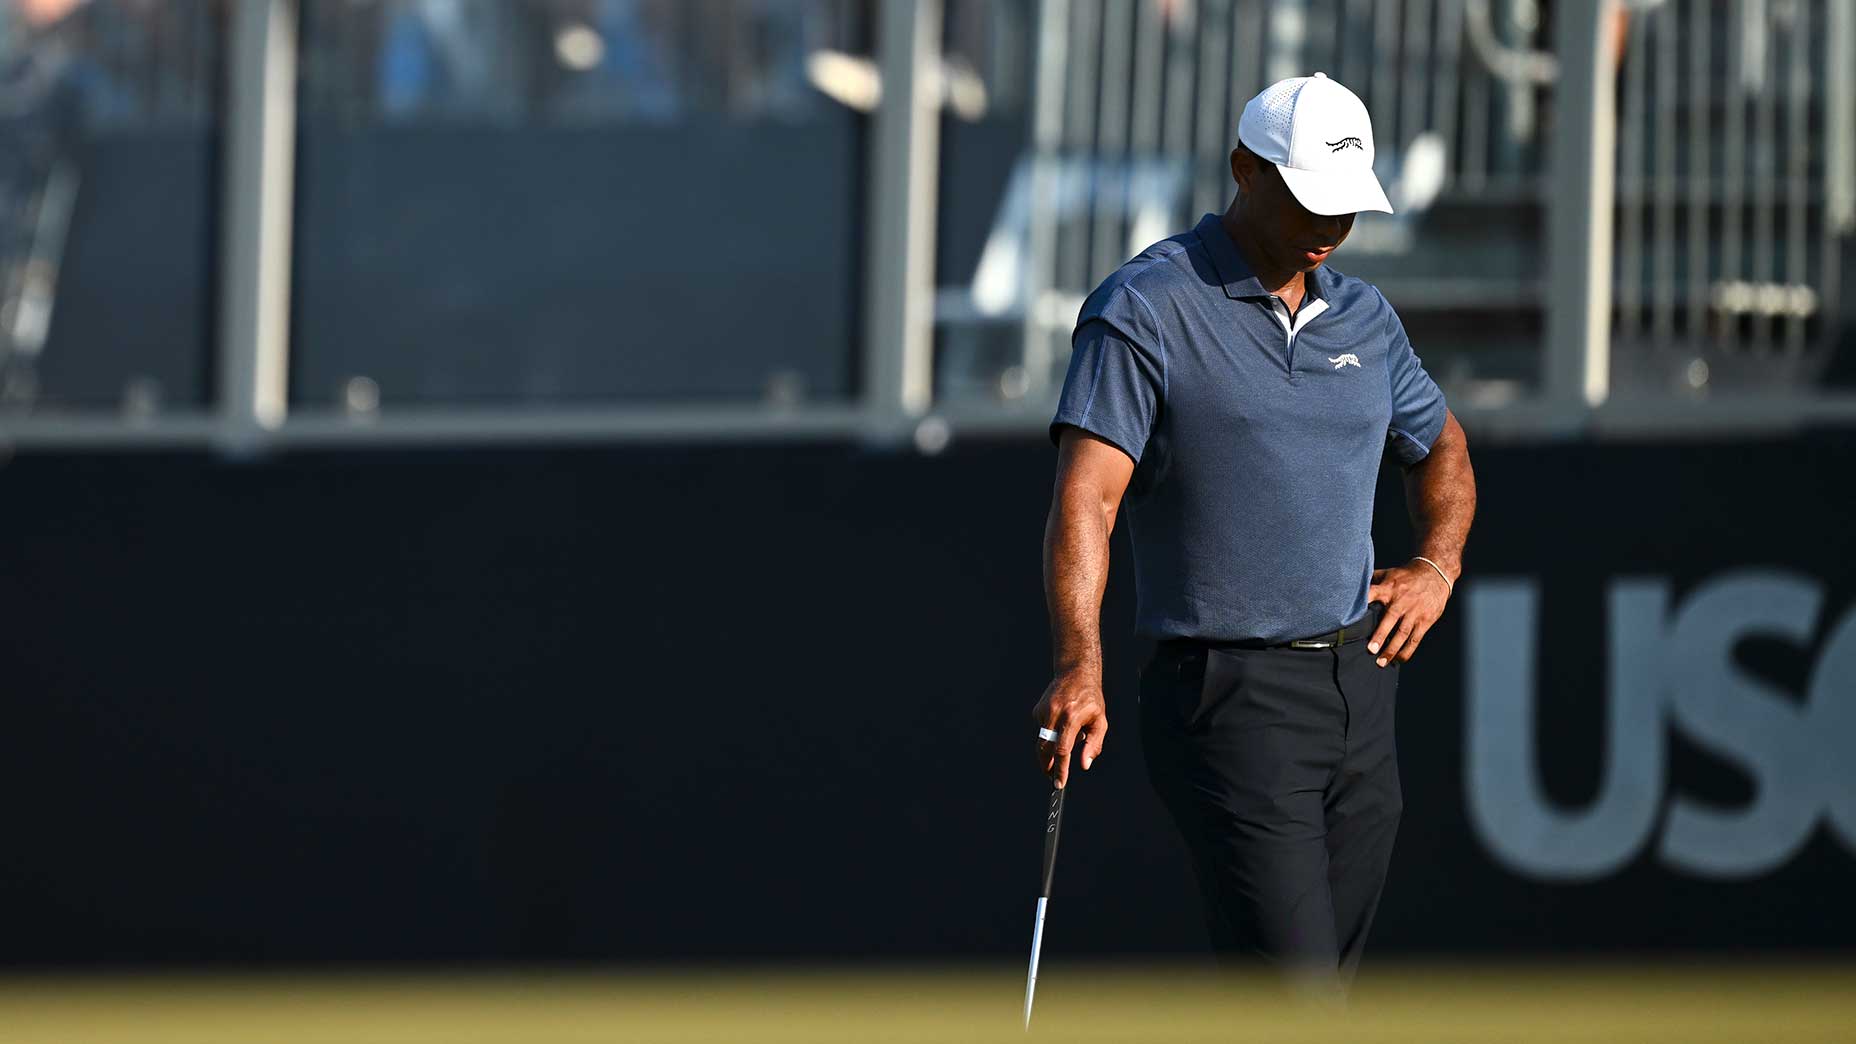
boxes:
[1266,295,1329,341]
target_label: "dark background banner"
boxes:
[2,432,1851,964]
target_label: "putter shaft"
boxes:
[1023,786,1066,1031]
[1023,896,1048,1030]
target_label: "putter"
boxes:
[1023,784,1066,1031]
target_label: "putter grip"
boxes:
[1039,786,1066,898]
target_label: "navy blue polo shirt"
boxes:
[1051,213,1447,643]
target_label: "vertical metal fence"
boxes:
[999,0,1560,395]
[958,0,1855,413]
[1610,0,1852,395]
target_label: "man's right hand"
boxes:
[1032,671,1108,789]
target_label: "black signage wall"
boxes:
[0,432,1849,964]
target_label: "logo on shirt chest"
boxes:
[1328,353,1362,369]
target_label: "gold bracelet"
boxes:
[1412,556,1454,593]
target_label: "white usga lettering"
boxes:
[1659,574,1822,876]
[1811,605,1856,853]
[1465,580,1665,881]
[1464,571,1856,883]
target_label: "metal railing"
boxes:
[951,0,1562,404]
[1609,0,1852,395]
[941,0,1856,431]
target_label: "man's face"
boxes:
[1231,148,1356,274]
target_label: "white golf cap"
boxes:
[1237,72,1393,216]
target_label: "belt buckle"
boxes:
[1288,638,1333,650]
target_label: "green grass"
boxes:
[0,962,1851,1043]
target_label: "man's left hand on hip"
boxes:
[1365,560,1455,667]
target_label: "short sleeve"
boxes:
[1381,293,1446,466]
[1049,286,1165,464]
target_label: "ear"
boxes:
[1230,146,1262,195]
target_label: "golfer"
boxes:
[1033,73,1476,984]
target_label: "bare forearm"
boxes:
[1043,489,1114,679]
[1403,412,1476,579]
[1034,431,1131,784]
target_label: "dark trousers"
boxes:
[1139,625,1401,983]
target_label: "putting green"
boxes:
[0,963,1850,1043]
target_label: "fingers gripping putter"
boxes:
[1023,781,1066,1031]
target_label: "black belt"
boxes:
[1280,618,1371,650]
[1161,607,1379,653]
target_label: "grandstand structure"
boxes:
[0,0,1850,452]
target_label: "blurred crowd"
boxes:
[0,0,874,408]
[345,0,1039,125]
[0,0,881,129]
[336,0,856,123]
[0,0,214,132]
